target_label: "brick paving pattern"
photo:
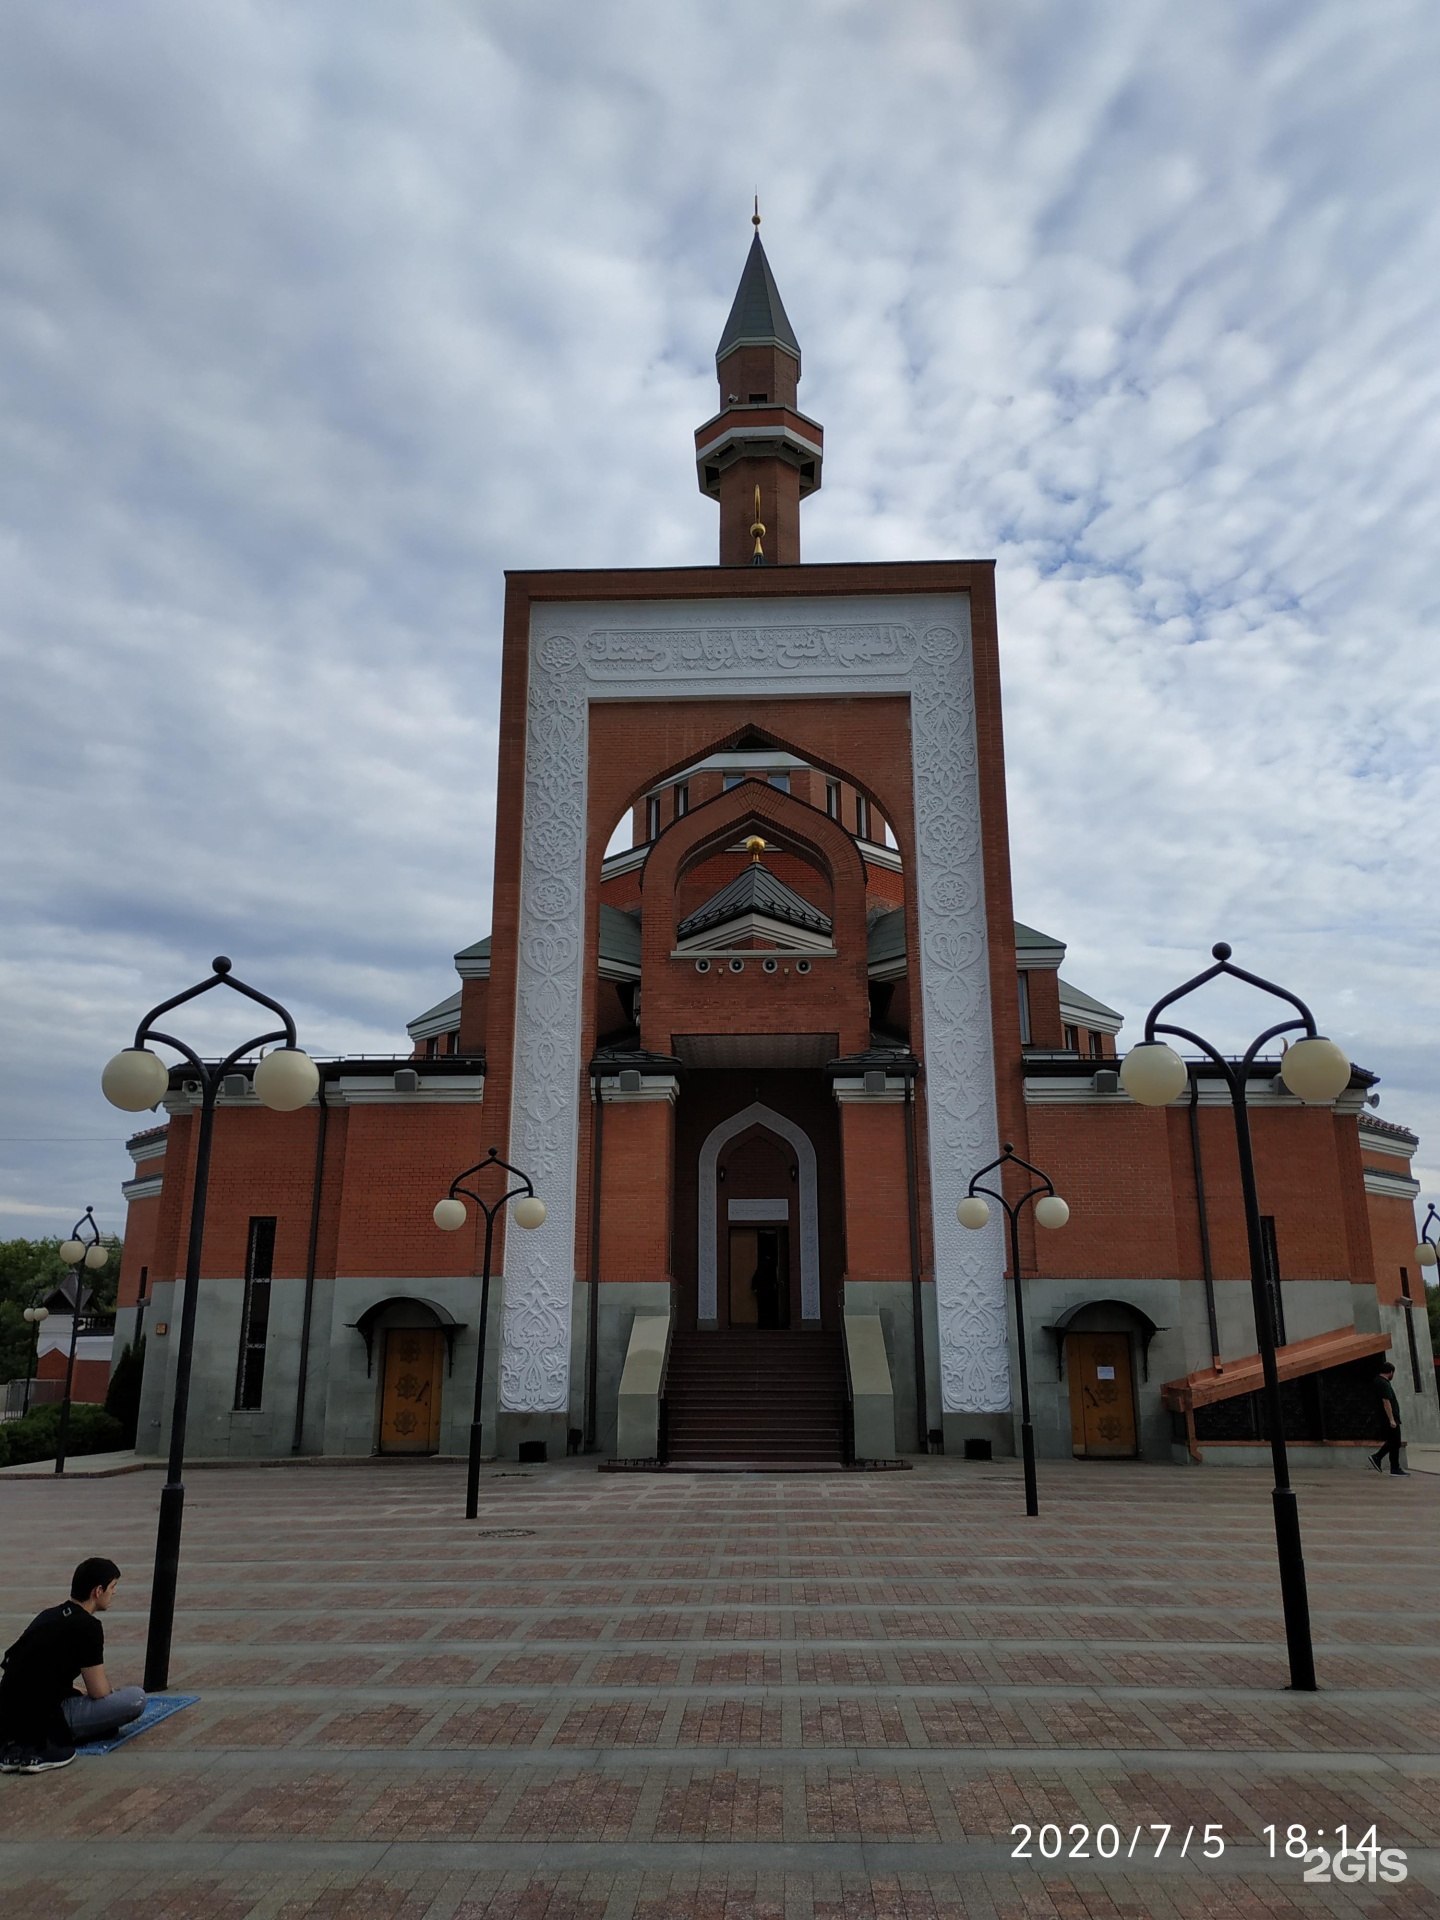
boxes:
[1,1455,1437,1916]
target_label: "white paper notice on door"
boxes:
[1095,1366,1115,1379]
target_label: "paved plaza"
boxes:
[1,1456,1438,1917]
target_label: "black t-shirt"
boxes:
[0,1602,104,1749]
[1375,1376,1401,1431]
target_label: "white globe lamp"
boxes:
[513,1196,547,1230]
[102,1048,170,1112]
[1278,1036,1351,1104]
[1415,1241,1437,1268]
[1033,1194,1070,1230]
[83,1243,109,1270]
[252,1047,320,1112]
[433,1197,467,1232]
[59,1239,85,1265]
[956,1195,990,1230]
[1120,1041,1188,1107]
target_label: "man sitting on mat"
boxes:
[0,1556,146,1773]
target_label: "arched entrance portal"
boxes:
[351,1297,463,1455]
[697,1101,820,1326]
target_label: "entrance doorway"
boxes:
[379,1327,443,1454]
[1066,1333,1137,1457]
[728,1223,791,1328]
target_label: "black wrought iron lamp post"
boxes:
[1415,1204,1438,1281]
[102,957,317,1692]
[1415,1206,1439,1392]
[434,1146,546,1519]
[956,1143,1070,1517]
[55,1206,110,1474]
[1121,941,1353,1693]
[21,1304,50,1417]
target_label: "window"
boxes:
[645,795,661,840]
[235,1217,276,1410]
[138,1265,149,1302]
[825,780,840,819]
[748,392,767,403]
[1259,1216,1286,1347]
[1090,1030,1105,1060]
[768,772,789,793]
[1017,973,1032,1046]
[855,794,871,840]
[724,773,743,791]
[1063,1024,1078,1052]
[675,783,689,817]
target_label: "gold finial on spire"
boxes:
[744,835,767,864]
[752,194,761,229]
[750,483,766,565]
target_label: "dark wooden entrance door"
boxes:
[380,1327,443,1454]
[728,1224,791,1328]
[1066,1333,1138,1457]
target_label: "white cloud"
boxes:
[1,0,1438,1230]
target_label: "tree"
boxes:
[0,1237,123,1385]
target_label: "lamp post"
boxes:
[1415,1204,1438,1277]
[956,1143,1070,1517]
[434,1146,546,1519]
[20,1305,50,1417]
[1415,1206,1439,1395]
[55,1206,110,1474]
[102,957,317,1692]
[1121,941,1352,1693]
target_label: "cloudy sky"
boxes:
[3,0,1438,1239]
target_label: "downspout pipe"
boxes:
[1188,1067,1222,1372]
[902,1068,928,1453]
[584,1071,604,1452]
[291,1071,329,1454]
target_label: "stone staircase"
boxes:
[663,1329,846,1465]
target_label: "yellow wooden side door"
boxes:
[1066,1333,1138,1458]
[380,1327,443,1454]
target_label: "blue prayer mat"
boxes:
[77,1694,198,1754]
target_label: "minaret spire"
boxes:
[694,217,823,566]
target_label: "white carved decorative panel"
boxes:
[500,594,1007,1415]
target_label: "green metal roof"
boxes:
[1056,977,1122,1026]
[678,863,830,942]
[1014,920,1066,952]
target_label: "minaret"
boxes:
[695,208,824,565]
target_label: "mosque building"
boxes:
[111,227,1436,1468]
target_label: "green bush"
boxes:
[105,1338,146,1448]
[3,1402,124,1466]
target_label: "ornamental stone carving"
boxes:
[500,594,1006,1417]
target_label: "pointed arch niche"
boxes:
[697,1101,820,1325]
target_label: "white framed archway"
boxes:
[697,1102,820,1324]
[499,593,1006,1419]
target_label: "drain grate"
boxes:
[476,1527,536,1538]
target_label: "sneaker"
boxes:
[1368,1453,1384,1472]
[1390,1468,1412,1477]
[0,1746,29,1773]
[16,1744,76,1774]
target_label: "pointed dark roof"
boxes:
[716,233,801,369]
[678,861,831,942]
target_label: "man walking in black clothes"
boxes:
[0,1556,145,1773]
[1368,1363,1410,1477]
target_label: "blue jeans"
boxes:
[61,1686,146,1744]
